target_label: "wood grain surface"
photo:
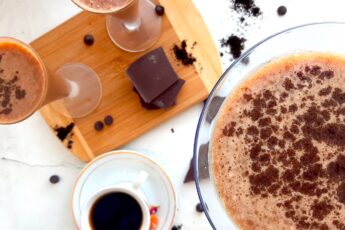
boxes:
[31,0,222,162]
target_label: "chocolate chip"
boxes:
[171,225,182,230]
[104,115,113,126]
[83,34,94,46]
[196,203,204,212]
[67,140,73,149]
[94,121,104,131]
[155,4,165,16]
[49,175,60,184]
[277,6,287,16]
[171,128,175,133]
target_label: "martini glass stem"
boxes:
[113,0,141,31]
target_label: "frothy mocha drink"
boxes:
[0,39,46,124]
[212,53,345,229]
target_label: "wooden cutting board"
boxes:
[31,0,222,162]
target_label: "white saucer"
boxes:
[72,150,176,229]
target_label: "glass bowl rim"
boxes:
[192,21,345,229]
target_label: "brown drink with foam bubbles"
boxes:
[212,53,345,229]
[75,0,132,12]
[0,38,46,124]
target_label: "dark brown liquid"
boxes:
[90,192,143,230]
[212,53,345,229]
[0,39,46,123]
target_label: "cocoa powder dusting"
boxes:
[172,40,196,66]
[0,74,26,115]
[213,57,345,229]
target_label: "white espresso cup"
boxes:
[80,170,150,230]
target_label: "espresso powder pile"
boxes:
[232,0,261,17]
[219,0,262,60]
[54,123,74,141]
[54,123,74,149]
[172,40,196,66]
[220,35,246,59]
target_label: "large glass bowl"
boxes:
[193,22,345,229]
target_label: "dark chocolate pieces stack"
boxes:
[126,47,185,110]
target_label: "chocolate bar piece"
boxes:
[184,143,209,183]
[126,47,179,103]
[133,78,185,110]
[133,87,160,110]
[152,79,185,108]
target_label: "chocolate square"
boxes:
[126,47,179,103]
[133,87,160,110]
[133,79,185,110]
[152,79,185,108]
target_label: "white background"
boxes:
[0,0,345,229]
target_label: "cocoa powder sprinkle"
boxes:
[216,61,345,228]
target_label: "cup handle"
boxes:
[132,170,148,190]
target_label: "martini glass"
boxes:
[0,37,102,124]
[72,0,162,52]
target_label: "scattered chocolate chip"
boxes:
[277,6,287,16]
[104,115,113,126]
[196,203,204,212]
[83,34,94,46]
[67,140,73,149]
[171,128,175,133]
[94,121,104,131]
[49,175,60,184]
[155,4,165,16]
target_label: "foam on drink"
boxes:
[76,0,132,12]
[0,39,46,124]
[212,53,345,229]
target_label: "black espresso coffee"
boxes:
[90,192,143,230]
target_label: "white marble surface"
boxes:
[1,0,345,229]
